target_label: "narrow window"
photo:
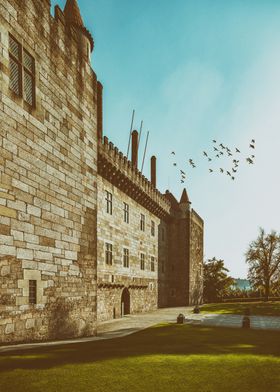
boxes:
[105,242,113,265]
[29,280,37,305]
[9,35,21,96]
[140,214,145,231]
[105,191,112,215]
[151,256,155,272]
[151,220,155,236]
[123,202,129,223]
[23,49,35,106]
[123,248,129,268]
[140,253,145,270]
[9,34,35,107]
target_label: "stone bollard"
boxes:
[193,305,200,314]
[242,316,251,329]
[177,314,185,324]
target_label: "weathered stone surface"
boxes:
[0,0,97,343]
[5,323,14,335]
[26,318,35,330]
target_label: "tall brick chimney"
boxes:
[131,130,138,168]
[97,81,103,140]
[151,155,156,187]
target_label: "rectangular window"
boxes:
[9,34,35,107]
[140,214,145,231]
[124,202,129,223]
[105,191,112,215]
[123,248,129,268]
[29,280,37,305]
[151,256,155,272]
[105,242,113,265]
[151,220,155,236]
[140,253,145,270]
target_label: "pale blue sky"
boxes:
[53,1,280,278]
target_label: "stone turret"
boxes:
[64,0,94,62]
[179,188,191,216]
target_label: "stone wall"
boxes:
[158,220,169,307]
[189,209,204,305]
[0,0,98,343]
[97,175,159,321]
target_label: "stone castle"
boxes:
[0,0,203,343]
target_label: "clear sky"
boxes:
[53,0,280,278]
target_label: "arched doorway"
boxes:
[121,288,130,316]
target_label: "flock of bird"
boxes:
[171,139,256,184]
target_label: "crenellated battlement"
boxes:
[98,136,171,219]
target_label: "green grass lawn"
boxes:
[200,301,280,316]
[0,324,280,392]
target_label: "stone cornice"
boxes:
[98,138,171,220]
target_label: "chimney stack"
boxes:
[151,156,156,187]
[97,81,103,140]
[131,130,138,168]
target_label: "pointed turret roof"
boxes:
[180,188,190,204]
[64,0,94,51]
[64,0,84,28]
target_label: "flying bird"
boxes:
[213,140,217,143]
[208,158,212,162]
[231,176,235,180]
[203,151,208,157]
[249,144,255,149]
[226,171,231,176]
[173,163,177,166]
[246,158,254,164]
[209,169,213,173]
[220,143,225,149]
[235,148,240,153]
[219,151,224,156]
[214,147,219,152]
[220,168,224,173]
[216,154,220,158]
[171,151,175,155]
[251,139,255,143]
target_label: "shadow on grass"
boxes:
[0,324,279,372]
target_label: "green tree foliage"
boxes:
[203,257,235,303]
[246,228,280,301]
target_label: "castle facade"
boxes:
[0,0,203,343]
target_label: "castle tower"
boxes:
[64,0,94,62]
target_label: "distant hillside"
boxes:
[234,278,251,291]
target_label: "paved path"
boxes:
[0,307,192,353]
[185,313,280,330]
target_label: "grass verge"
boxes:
[0,323,280,392]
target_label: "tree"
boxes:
[203,258,235,303]
[246,228,280,301]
